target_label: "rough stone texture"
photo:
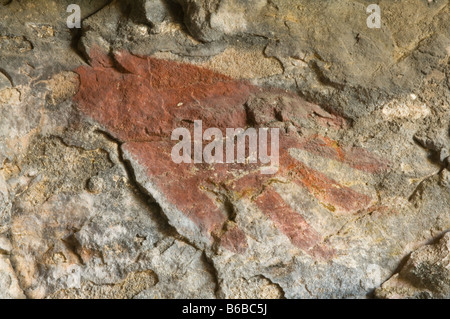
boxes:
[375,232,450,299]
[0,235,25,299]
[0,0,449,299]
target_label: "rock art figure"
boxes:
[74,49,389,259]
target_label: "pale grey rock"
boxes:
[0,71,11,90]
[440,148,449,163]
[0,236,25,299]
[0,172,11,234]
[207,175,449,299]
[169,0,450,119]
[376,232,450,299]
[0,256,26,299]
[440,169,450,188]
[2,125,216,299]
[175,0,239,42]
[144,0,170,26]
[134,239,216,299]
[122,148,211,251]
[122,106,449,299]
[86,176,104,194]
[0,0,449,300]
[0,0,110,87]
[0,235,11,253]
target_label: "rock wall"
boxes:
[0,0,449,299]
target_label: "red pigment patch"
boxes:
[299,135,389,173]
[124,141,230,235]
[73,49,389,257]
[229,135,374,214]
[75,51,251,141]
[254,188,334,260]
[220,225,249,254]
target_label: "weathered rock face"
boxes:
[74,50,388,258]
[0,0,449,299]
[375,232,450,299]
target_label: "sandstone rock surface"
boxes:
[376,232,450,299]
[0,0,449,299]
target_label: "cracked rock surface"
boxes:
[375,232,450,299]
[0,0,449,299]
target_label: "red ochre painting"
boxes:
[74,49,390,260]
